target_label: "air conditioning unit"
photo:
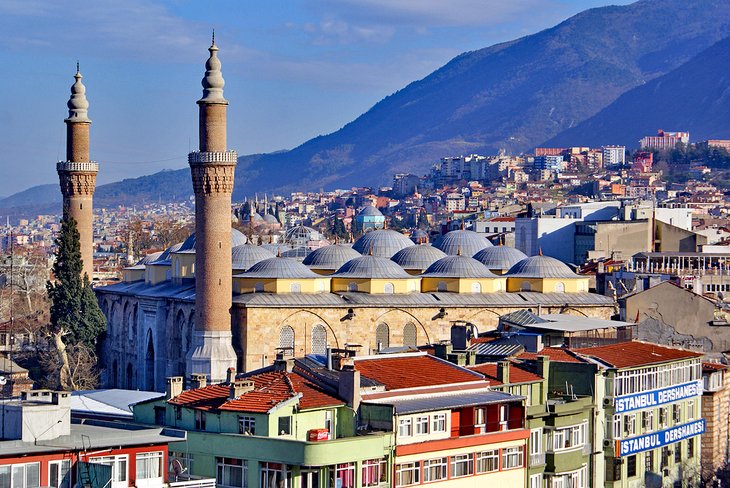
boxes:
[663,468,670,477]
[603,439,613,448]
[603,397,614,407]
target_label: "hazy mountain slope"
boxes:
[542,36,730,148]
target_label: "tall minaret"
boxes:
[57,64,98,281]
[186,35,238,382]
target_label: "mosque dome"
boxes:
[241,257,319,279]
[178,228,248,252]
[352,230,414,258]
[262,214,279,224]
[154,242,184,263]
[473,246,528,271]
[261,243,292,254]
[136,251,163,265]
[409,229,429,244]
[422,255,497,278]
[284,225,325,245]
[232,245,275,271]
[251,213,264,222]
[433,229,492,256]
[505,255,577,279]
[303,244,361,270]
[358,205,383,217]
[391,245,446,271]
[334,255,411,279]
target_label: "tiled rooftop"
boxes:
[354,353,484,390]
[468,363,543,386]
[574,341,703,369]
[517,347,586,364]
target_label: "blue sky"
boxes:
[0,0,632,197]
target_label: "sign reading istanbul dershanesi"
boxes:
[614,380,703,414]
[616,419,705,457]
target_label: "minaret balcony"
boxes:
[56,161,99,172]
[188,151,238,164]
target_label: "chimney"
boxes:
[166,376,184,400]
[226,367,236,384]
[190,373,207,389]
[497,361,510,385]
[537,355,550,404]
[338,363,361,411]
[273,353,295,372]
[433,341,453,360]
[229,379,254,400]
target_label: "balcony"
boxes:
[188,151,238,164]
[56,161,99,172]
[169,478,217,488]
[529,452,546,467]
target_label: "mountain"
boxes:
[542,36,730,148]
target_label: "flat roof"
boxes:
[365,388,523,414]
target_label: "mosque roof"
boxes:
[433,229,492,256]
[333,255,412,279]
[232,245,276,271]
[154,242,183,263]
[178,228,247,252]
[261,243,292,254]
[262,214,279,224]
[358,206,384,217]
[352,229,414,258]
[505,255,578,279]
[302,244,362,269]
[136,251,163,265]
[238,257,319,279]
[473,246,528,270]
[409,229,429,244]
[391,245,447,270]
[250,213,264,222]
[422,255,498,278]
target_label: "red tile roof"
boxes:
[468,363,543,386]
[354,353,484,390]
[168,370,343,413]
[574,341,702,369]
[702,362,728,373]
[517,347,586,364]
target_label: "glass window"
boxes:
[395,463,420,487]
[4,463,40,488]
[502,447,524,469]
[278,416,292,435]
[239,416,256,435]
[361,459,386,487]
[216,457,246,488]
[261,462,290,488]
[195,410,206,430]
[529,473,543,488]
[627,455,637,477]
[476,451,499,473]
[49,460,71,488]
[136,452,163,480]
[432,413,446,432]
[398,418,412,437]
[450,454,474,478]
[330,463,355,488]
[423,458,447,482]
[415,416,429,435]
[89,455,127,484]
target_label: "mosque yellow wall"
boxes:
[172,253,196,279]
[505,277,589,293]
[233,277,330,294]
[330,278,420,294]
[421,277,507,293]
[146,264,170,285]
[123,268,144,282]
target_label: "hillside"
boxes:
[543,36,730,148]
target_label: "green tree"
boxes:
[417,208,430,230]
[331,216,347,240]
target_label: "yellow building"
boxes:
[505,255,589,293]
[421,255,506,293]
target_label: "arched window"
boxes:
[279,325,295,351]
[348,282,358,292]
[375,323,390,350]
[312,324,327,355]
[383,282,395,294]
[521,281,531,291]
[471,282,482,293]
[290,282,301,293]
[437,281,447,292]
[554,282,565,293]
[126,363,134,389]
[145,330,155,391]
[129,304,137,341]
[254,282,264,292]
[111,360,118,388]
[175,259,180,277]
[403,323,417,347]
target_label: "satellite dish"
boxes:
[170,459,187,480]
[0,376,7,386]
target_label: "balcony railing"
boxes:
[188,151,238,164]
[169,478,216,488]
[56,161,99,172]
[529,452,546,467]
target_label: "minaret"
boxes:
[186,35,238,382]
[57,64,98,281]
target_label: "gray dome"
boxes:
[391,245,446,271]
[178,228,247,252]
[409,229,429,244]
[251,213,264,222]
[433,230,492,256]
[154,242,183,263]
[506,255,577,279]
[473,246,528,271]
[137,251,163,265]
[262,214,279,224]
[358,205,383,217]
[423,255,497,278]
[352,230,414,258]
[303,244,362,269]
[240,257,319,279]
[232,245,276,271]
[334,255,411,279]
[262,243,292,254]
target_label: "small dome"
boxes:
[506,255,577,279]
[251,213,264,222]
[473,246,528,270]
[409,229,429,244]
[391,245,446,271]
[303,244,362,269]
[334,255,411,279]
[136,251,163,265]
[262,214,279,224]
[358,205,383,217]
[178,228,248,252]
[261,243,292,254]
[423,255,497,278]
[433,230,492,256]
[154,242,183,263]
[240,257,319,279]
[352,229,414,258]
[232,245,275,271]
[284,225,325,245]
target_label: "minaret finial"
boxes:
[76,61,80,74]
[212,29,215,46]
[66,63,90,123]
[199,32,226,104]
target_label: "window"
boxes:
[415,416,429,435]
[661,447,669,469]
[642,410,654,432]
[687,438,694,458]
[432,413,446,432]
[217,458,247,488]
[395,463,420,487]
[89,455,127,486]
[474,408,486,433]
[627,455,637,477]
[403,323,417,347]
[279,326,295,351]
[348,282,358,292]
[672,404,682,423]
[154,406,166,425]
[612,415,621,439]
[645,451,654,473]
[254,282,264,292]
[423,458,447,482]
[687,400,695,420]
[136,451,163,480]
[239,416,256,435]
[450,454,474,478]
[195,410,206,430]
[550,423,587,451]
[502,447,524,469]
[606,458,621,482]
[658,407,667,428]
[311,325,327,355]
[290,282,301,293]
[675,443,682,464]
[398,418,412,437]
[261,463,290,488]
[175,406,182,421]
[383,282,394,294]
[0,463,40,488]
[362,459,386,487]
[437,281,447,292]
[324,410,334,440]
[375,323,390,350]
[476,451,499,473]
[623,414,636,436]
[471,282,482,293]
[530,428,543,455]
[278,416,292,435]
[49,460,71,488]
[529,473,543,488]
[330,463,355,488]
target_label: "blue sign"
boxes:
[616,419,705,457]
[614,380,702,414]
